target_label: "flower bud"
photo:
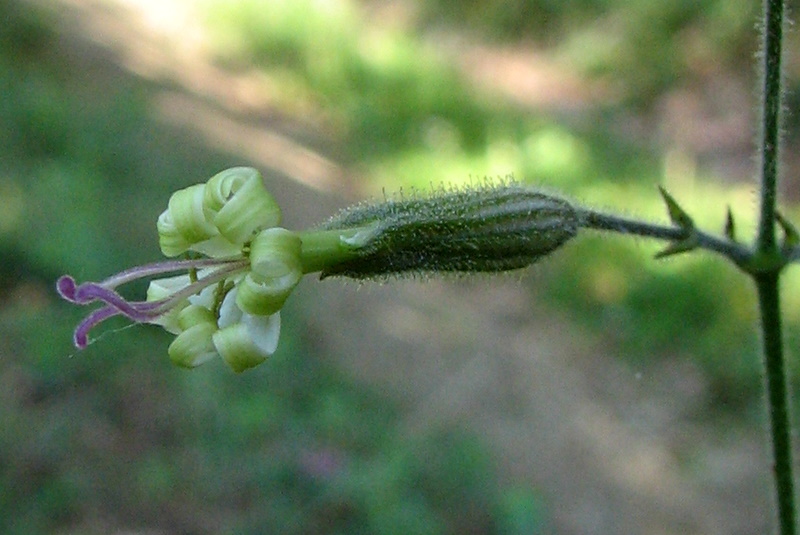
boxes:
[320,184,579,279]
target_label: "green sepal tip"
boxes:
[654,234,698,259]
[658,186,694,231]
[776,210,800,250]
[724,206,736,242]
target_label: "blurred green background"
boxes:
[2,0,799,533]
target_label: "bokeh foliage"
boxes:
[420,0,760,106]
[0,1,543,533]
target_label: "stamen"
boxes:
[74,306,119,348]
[141,261,249,316]
[57,257,244,305]
[90,256,244,290]
[64,259,250,349]
[73,283,153,320]
[56,275,79,302]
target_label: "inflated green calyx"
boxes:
[319,184,579,279]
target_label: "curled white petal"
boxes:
[205,167,282,245]
[236,227,302,315]
[214,288,281,372]
[146,274,192,334]
[168,184,218,244]
[157,210,194,257]
[189,236,242,258]
[187,282,218,309]
[168,305,219,368]
[217,287,243,328]
[242,311,281,356]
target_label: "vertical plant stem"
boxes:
[756,1,793,532]
[757,0,785,252]
[757,274,795,535]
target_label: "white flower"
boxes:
[58,167,300,372]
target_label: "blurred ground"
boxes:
[8,0,790,533]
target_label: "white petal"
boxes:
[147,274,191,300]
[147,274,192,334]
[243,311,281,356]
[212,312,280,372]
[187,283,218,310]
[189,235,243,258]
[218,286,280,353]
[217,287,243,328]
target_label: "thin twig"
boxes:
[577,208,753,266]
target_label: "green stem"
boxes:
[756,274,795,535]
[297,227,368,274]
[756,1,793,533]
[578,209,752,266]
[757,0,785,252]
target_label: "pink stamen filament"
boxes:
[65,259,250,348]
[57,256,245,303]
[95,256,245,289]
